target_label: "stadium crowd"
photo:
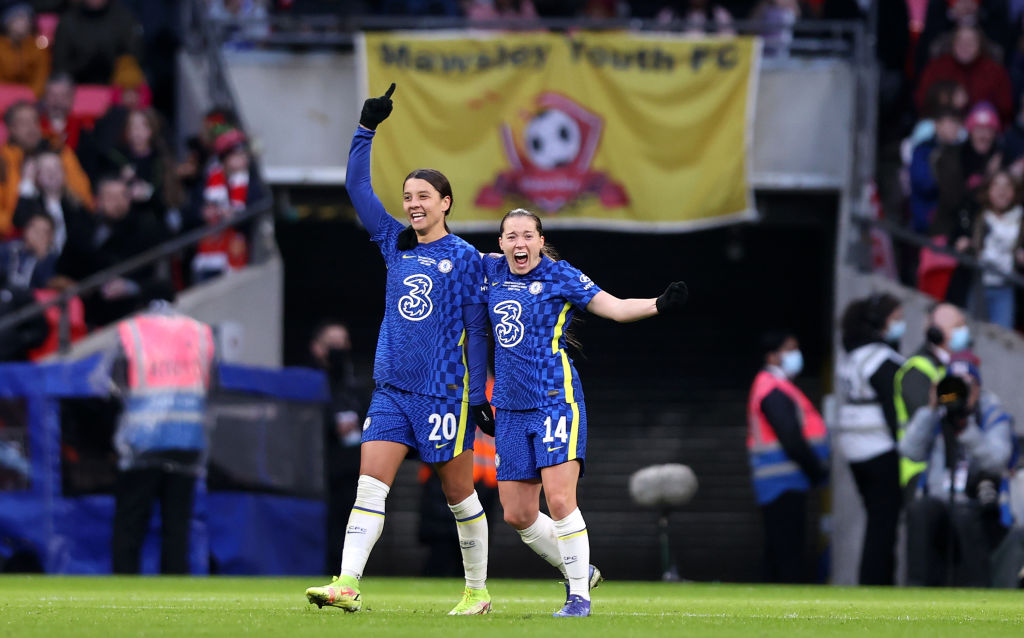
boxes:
[0,0,261,362]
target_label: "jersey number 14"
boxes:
[542,415,568,443]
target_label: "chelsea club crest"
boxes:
[529,281,543,295]
[438,259,453,273]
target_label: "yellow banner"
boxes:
[357,31,760,232]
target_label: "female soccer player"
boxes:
[306,84,494,615]
[484,209,687,617]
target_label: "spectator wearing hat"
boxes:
[899,360,1015,587]
[0,2,48,97]
[927,103,1002,258]
[961,102,1003,192]
[191,128,253,282]
[917,24,1014,126]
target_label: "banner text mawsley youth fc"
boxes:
[357,31,760,232]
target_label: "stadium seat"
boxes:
[0,83,37,117]
[71,85,115,121]
[28,290,88,361]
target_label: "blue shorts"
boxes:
[494,401,587,481]
[363,384,475,464]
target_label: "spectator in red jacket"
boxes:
[916,24,1014,125]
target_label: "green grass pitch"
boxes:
[2,576,1022,637]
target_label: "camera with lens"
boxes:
[936,374,970,428]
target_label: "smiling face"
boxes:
[403,177,450,240]
[499,213,545,275]
[987,172,1015,212]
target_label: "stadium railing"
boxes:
[0,0,275,356]
[851,213,1024,323]
[200,12,868,62]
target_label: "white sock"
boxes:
[553,508,590,600]
[449,491,488,589]
[516,512,567,578]
[339,475,389,580]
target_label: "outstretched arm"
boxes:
[586,291,657,323]
[585,281,688,322]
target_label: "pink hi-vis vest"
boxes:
[746,370,829,505]
[115,314,214,460]
[118,315,214,392]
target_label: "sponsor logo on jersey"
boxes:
[493,299,525,348]
[529,281,543,295]
[547,446,563,452]
[362,417,372,431]
[580,274,591,283]
[438,259,453,273]
[494,454,501,468]
[346,525,368,535]
[435,442,451,449]
[398,274,434,321]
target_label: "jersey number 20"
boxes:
[429,412,458,441]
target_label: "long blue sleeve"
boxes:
[346,127,393,237]
[463,302,490,405]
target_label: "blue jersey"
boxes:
[484,254,601,410]
[347,128,488,402]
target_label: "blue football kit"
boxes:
[347,128,488,462]
[483,254,601,479]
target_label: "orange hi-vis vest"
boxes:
[473,430,497,487]
[114,313,215,463]
[746,369,829,505]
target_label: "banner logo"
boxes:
[476,93,628,213]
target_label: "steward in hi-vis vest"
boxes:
[746,332,829,583]
[110,293,216,575]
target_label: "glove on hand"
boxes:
[472,402,495,437]
[359,82,396,130]
[655,281,688,315]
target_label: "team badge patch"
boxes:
[494,454,501,468]
[438,259,453,273]
[529,281,543,295]
[362,417,372,431]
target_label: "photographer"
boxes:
[898,361,1014,587]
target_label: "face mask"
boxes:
[326,348,351,376]
[780,349,804,378]
[949,325,970,353]
[884,319,906,343]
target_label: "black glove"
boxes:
[472,402,495,437]
[655,281,688,315]
[359,82,396,130]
